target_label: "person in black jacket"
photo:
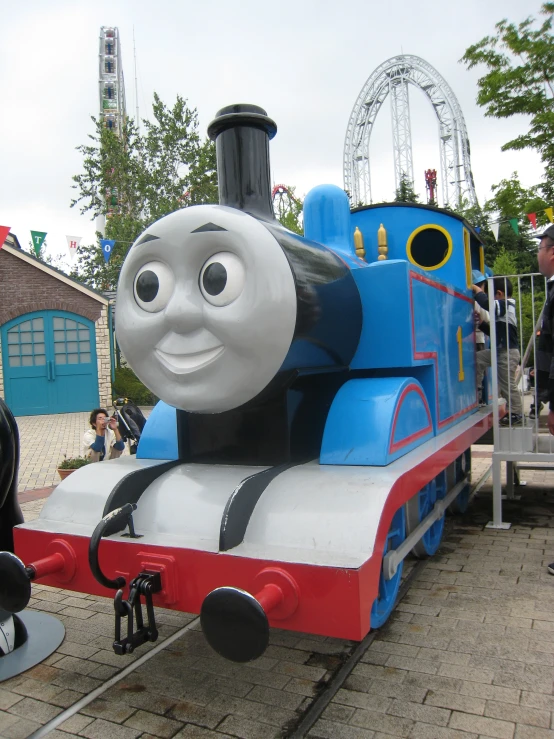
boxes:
[474,277,523,425]
[535,225,554,440]
[534,224,554,576]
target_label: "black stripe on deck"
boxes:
[102,460,182,517]
[219,462,301,552]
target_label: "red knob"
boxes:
[255,583,284,615]
[26,539,77,584]
[27,552,65,579]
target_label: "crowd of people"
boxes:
[471,223,554,437]
[534,224,554,436]
[470,224,554,576]
[473,274,523,425]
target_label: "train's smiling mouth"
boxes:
[155,345,224,374]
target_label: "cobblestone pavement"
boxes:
[1,433,553,737]
[15,409,152,493]
[310,479,554,739]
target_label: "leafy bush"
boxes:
[58,456,91,470]
[113,367,155,406]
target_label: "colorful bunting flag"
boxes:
[484,205,554,237]
[0,225,10,249]
[66,235,82,260]
[100,239,115,263]
[30,230,47,257]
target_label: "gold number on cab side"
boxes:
[456,326,465,381]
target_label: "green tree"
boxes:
[483,172,547,274]
[24,239,69,271]
[71,94,218,291]
[492,247,519,277]
[26,239,46,261]
[394,174,420,203]
[461,4,554,188]
[451,173,551,279]
[485,173,547,227]
[274,186,304,235]
[449,199,503,268]
[519,287,545,363]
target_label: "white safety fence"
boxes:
[484,273,554,529]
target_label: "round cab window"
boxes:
[407,225,452,270]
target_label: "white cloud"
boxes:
[0,0,545,262]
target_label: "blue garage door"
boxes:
[1,310,99,416]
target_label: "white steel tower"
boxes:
[98,27,126,134]
[97,27,127,234]
[343,55,478,210]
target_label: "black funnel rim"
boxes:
[208,106,277,142]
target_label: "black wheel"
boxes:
[448,448,471,514]
[406,471,447,557]
[370,507,406,628]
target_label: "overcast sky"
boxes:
[0,0,539,269]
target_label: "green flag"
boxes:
[30,230,47,257]
[509,218,519,236]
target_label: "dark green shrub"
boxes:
[113,367,155,406]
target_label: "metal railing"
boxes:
[485,273,554,529]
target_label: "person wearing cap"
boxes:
[534,224,554,575]
[472,270,489,406]
[472,270,489,352]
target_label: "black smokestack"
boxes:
[207,104,277,221]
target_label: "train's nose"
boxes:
[200,568,299,662]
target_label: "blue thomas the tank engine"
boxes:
[0,104,492,663]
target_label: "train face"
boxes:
[116,104,363,416]
[116,204,299,414]
[0,103,494,666]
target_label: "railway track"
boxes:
[285,461,492,738]
[27,559,427,739]
[284,559,427,738]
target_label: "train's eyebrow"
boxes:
[191,223,227,233]
[135,233,160,246]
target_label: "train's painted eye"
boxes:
[199,253,245,307]
[134,262,175,313]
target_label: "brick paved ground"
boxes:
[1,426,553,737]
[16,411,89,492]
[15,409,152,492]
[308,465,554,739]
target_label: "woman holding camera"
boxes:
[82,408,125,462]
